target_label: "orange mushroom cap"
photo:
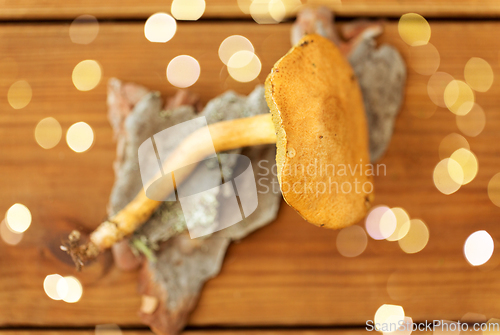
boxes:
[265,33,374,229]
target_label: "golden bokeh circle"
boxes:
[166,55,201,88]
[72,60,102,91]
[8,80,32,110]
[336,225,368,257]
[488,173,500,207]
[427,72,454,108]
[374,304,405,331]
[227,50,262,83]
[365,206,397,240]
[66,122,94,153]
[171,0,206,20]
[456,103,486,137]
[398,13,431,46]
[398,219,429,254]
[433,158,462,195]
[0,219,23,245]
[464,57,494,92]
[409,43,440,76]
[144,13,177,43]
[386,207,411,242]
[44,274,64,300]
[61,276,83,303]
[449,148,478,185]
[249,0,286,24]
[219,35,254,65]
[444,80,475,115]
[5,203,32,233]
[464,230,494,266]
[69,15,99,44]
[439,133,470,160]
[35,117,62,149]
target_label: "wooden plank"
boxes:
[0,21,500,327]
[0,330,379,335]
[0,332,154,335]
[1,0,500,20]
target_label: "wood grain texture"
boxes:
[0,330,389,335]
[0,332,154,335]
[0,21,500,327]
[0,0,500,20]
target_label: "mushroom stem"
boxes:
[64,113,277,267]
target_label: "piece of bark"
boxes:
[349,38,406,162]
[107,80,281,335]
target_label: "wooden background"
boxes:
[1,0,500,19]
[1,1,500,334]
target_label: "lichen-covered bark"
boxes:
[107,80,281,335]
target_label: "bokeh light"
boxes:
[398,13,431,46]
[484,319,500,335]
[428,72,454,108]
[464,57,494,92]
[439,133,470,160]
[282,0,303,15]
[242,0,301,18]
[250,0,284,24]
[433,158,462,195]
[219,35,255,65]
[456,103,486,137]
[409,43,440,75]
[59,276,83,303]
[250,0,274,24]
[237,0,252,14]
[268,0,287,22]
[167,55,201,88]
[144,13,177,43]
[449,148,478,185]
[66,122,94,153]
[487,173,500,207]
[56,276,69,299]
[374,304,405,332]
[398,219,429,254]
[96,324,123,335]
[464,230,494,266]
[8,80,32,110]
[171,0,206,20]
[444,80,475,115]
[44,274,83,303]
[44,274,64,300]
[5,203,32,233]
[35,117,62,149]
[365,206,397,240]
[69,15,99,44]
[227,50,262,82]
[390,316,413,335]
[386,207,410,242]
[0,219,23,245]
[446,157,465,186]
[461,312,487,324]
[72,60,102,91]
[336,225,368,257]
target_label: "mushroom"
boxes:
[266,33,373,229]
[63,33,374,267]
